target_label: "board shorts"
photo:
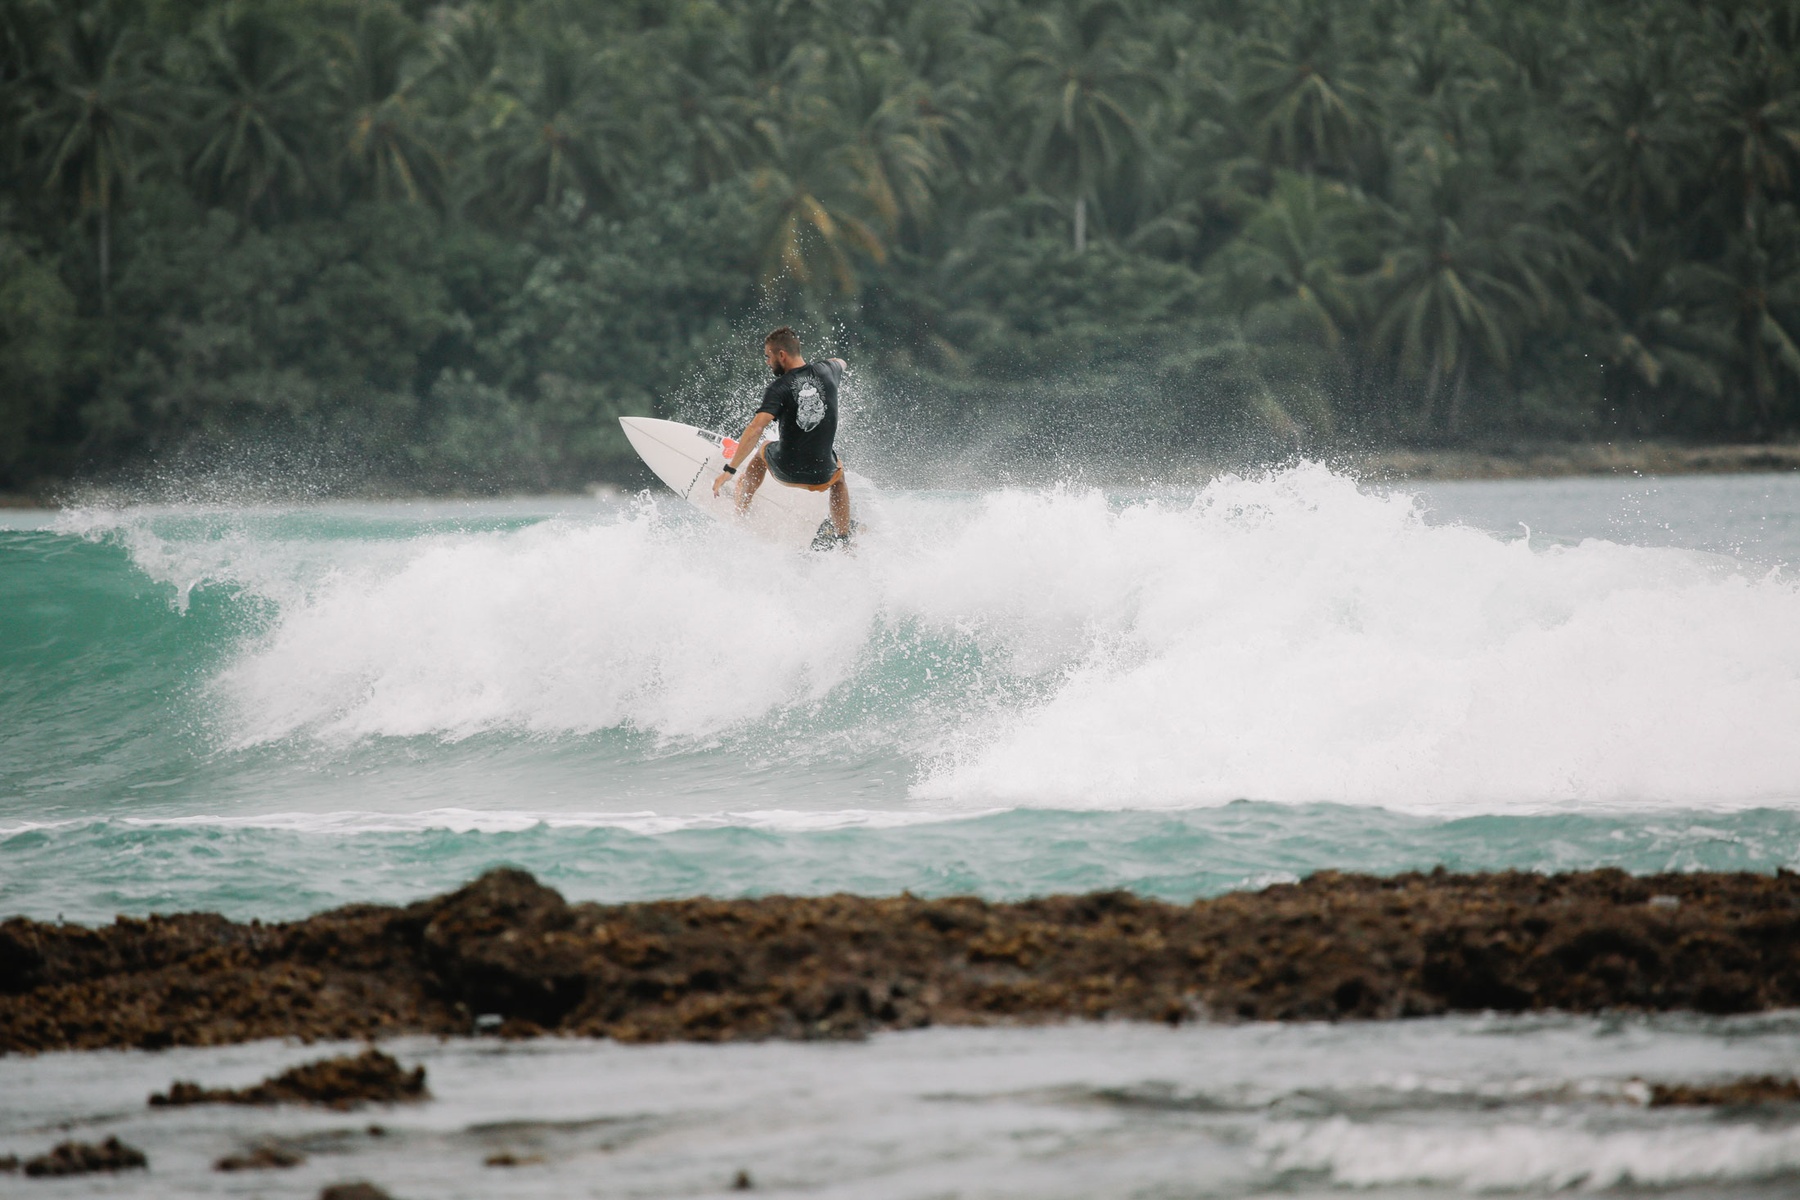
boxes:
[763,443,843,490]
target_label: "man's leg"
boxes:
[828,474,851,537]
[735,449,768,515]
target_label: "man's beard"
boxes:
[770,362,784,376]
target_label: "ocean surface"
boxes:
[7,466,1800,1197]
[6,1014,1800,1198]
[6,467,1800,922]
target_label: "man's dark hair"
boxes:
[764,326,802,357]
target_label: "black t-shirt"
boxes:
[756,359,842,485]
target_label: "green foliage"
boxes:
[176,4,320,221]
[0,224,80,476]
[4,0,1800,491]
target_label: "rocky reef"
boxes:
[215,1142,306,1171]
[1648,1074,1800,1106]
[3,866,1799,1052]
[20,1138,147,1177]
[151,1048,427,1109]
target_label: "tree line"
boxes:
[3,0,1800,491]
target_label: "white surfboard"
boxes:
[619,416,864,548]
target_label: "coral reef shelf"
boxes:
[4,867,1798,1054]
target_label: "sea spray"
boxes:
[80,464,1800,812]
[916,467,1800,811]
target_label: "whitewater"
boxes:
[5,465,1800,921]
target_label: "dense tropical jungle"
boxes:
[3,0,1799,491]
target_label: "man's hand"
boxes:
[714,412,771,501]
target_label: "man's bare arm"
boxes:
[712,411,773,496]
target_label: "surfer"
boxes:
[712,327,852,546]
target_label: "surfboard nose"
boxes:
[618,415,654,453]
[618,416,683,461]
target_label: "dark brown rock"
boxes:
[0,1153,18,1172]
[151,1049,427,1109]
[23,1137,147,1176]
[413,870,589,1027]
[320,1185,394,1200]
[1650,1075,1800,1106]
[8,866,1800,1052]
[216,1143,304,1170]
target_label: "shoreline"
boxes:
[4,441,1800,510]
[4,867,1797,1054]
[1352,440,1800,481]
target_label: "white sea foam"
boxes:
[914,468,1800,812]
[91,465,1800,816]
[1263,1114,1800,1190]
[0,807,994,836]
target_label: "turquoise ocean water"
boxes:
[7,467,1800,923]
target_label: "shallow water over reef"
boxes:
[5,1015,1800,1198]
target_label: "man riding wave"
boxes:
[712,326,853,547]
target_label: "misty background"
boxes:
[4,0,1800,495]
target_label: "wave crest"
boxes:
[94,465,1800,814]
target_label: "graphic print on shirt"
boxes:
[796,378,826,432]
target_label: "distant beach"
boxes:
[1355,440,1800,481]
[7,441,1799,510]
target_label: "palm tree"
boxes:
[0,2,46,195]
[323,4,443,207]
[1567,31,1694,244]
[1369,164,1569,432]
[730,0,823,102]
[20,0,163,304]
[178,5,320,222]
[1674,14,1800,433]
[431,2,504,100]
[1120,42,1263,266]
[1696,15,1800,238]
[1234,0,1366,179]
[1478,0,1576,97]
[1701,215,1800,434]
[423,3,505,217]
[476,33,636,220]
[746,95,887,294]
[1584,232,1733,430]
[824,38,945,241]
[656,16,760,188]
[1208,170,1378,351]
[1004,0,1155,252]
